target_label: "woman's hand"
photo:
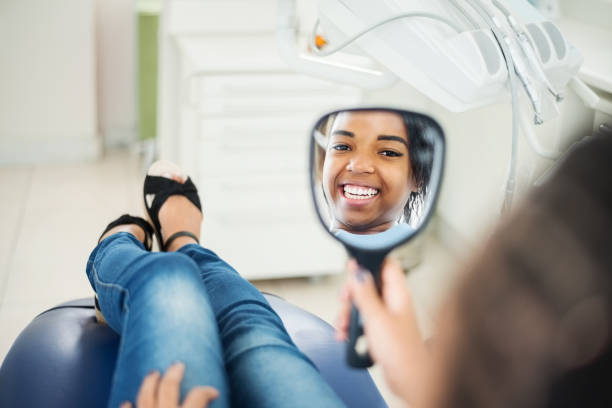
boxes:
[335,258,429,404]
[120,363,219,408]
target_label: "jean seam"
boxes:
[92,264,133,408]
[224,343,317,371]
[92,264,132,315]
[216,299,279,322]
[108,306,131,408]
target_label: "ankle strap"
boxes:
[163,231,199,251]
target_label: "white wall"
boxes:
[559,0,612,29]
[94,0,138,148]
[0,0,100,164]
[430,89,593,247]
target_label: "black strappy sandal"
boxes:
[95,214,155,324]
[98,214,155,251]
[143,172,202,252]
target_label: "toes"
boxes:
[148,160,186,182]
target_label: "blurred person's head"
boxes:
[425,134,612,408]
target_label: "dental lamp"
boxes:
[277,0,593,212]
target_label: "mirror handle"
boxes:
[346,252,385,368]
[346,304,374,368]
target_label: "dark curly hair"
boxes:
[401,112,435,226]
[437,134,612,408]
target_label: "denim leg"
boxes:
[178,244,345,408]
[86,233,230,408]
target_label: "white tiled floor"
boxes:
[0,150,458,407]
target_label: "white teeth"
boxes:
[343,185,379,199]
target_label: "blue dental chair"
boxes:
[0,294,387,407]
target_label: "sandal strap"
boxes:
[143,175,202,251]
[98,214,155,251]
[163,231,200,251]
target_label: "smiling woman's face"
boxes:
[322,110,415,234]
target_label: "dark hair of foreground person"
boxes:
[436,134,612,408]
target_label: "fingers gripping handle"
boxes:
[346,252,385,368]
[347,304,374,368]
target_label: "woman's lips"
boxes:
[339,184,379,205]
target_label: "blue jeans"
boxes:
[86,232,345,408]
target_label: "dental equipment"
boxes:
[461,0,521,213]
[492,0,563,102]
[276,0,398,89]
[278,0,581,112]
[309,12,463,57]
[277,0,584,213]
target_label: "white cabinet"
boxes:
[158,0,362,278]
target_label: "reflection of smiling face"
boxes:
[322,111,415,234]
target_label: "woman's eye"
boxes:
[331,144,350,152]
[380,150,403,157]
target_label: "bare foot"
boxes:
[156,174,203,252]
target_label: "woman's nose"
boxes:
[346,156,374,173]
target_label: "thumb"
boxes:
[381,258,410,312]
[348,267,384,323]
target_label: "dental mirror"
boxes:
[309,108,445,368]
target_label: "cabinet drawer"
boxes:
[194,74,362,115]
[167,0,276,34]
[199,74,360,96]
[178,35,288,73]
[199,94,363,115]
[198,172,311,216]
[200,214,346,279]
[196,115,315,176]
